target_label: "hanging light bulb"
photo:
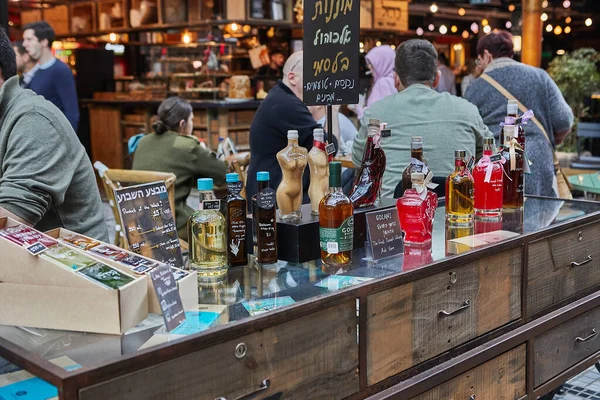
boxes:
[483,25,492,34]
[557,49,566,55]
[565,16,572,24]
[109,32,117,42]
[390,45,396,50]
[508,4,516,12]
[542,0,548,7]
[439,25,448,34]
[541,13,548,22]
[482,19,489,26]
[546,24,553,32]
[376,40,382,46]
[562,0,570,8]
[505,21,512,29]
[462,30,469,39]
[182,32,191,44]
[470,22,479,33]
[428,24,435,31]
[430,3,438,13]
[416,27,424,36]
[554,25,562,35]
[451,25,458,33]
[458,7,466,16]
[564,25,571,34]
[585,18,593,26]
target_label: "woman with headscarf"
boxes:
[355,45,398,119]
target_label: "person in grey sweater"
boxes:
[0,29,107,241]
[464,31,573,198]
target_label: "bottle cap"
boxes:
[197,178,213,191]
[411,136,423,147]
[226,173,239,183]
[257,171,270,181]
[287,130,299,140]
[329,161,342,175]
[507,100,519,115]
[313,128,324,142]
[483,137,494,145]
[218,137,224,142]
[455,150,466,158]
[411,172,424,182]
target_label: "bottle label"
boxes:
[201,200,221,210]
[325,143,336,156]
[320,216,354,254]
[229,208,246,257]
[257,187,276,209]
[227,181,243,195]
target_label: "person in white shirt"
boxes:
[435,53,456,95]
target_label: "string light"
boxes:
[430,3,438,13]
[230,22,239,31]
[428,24,435,31]
[505,21,512,29]
[470,23,479,33]
[557,49,566,55]
[508,4,516,12]
[585,18,593,26]
[109,32,117,42]
[483,25,492,34]
[462,30,469,39]
[458,8,466,16]
[416,27,424,36]
[541,13,548,22]
[546,24,553,32]
[451,25,458,33]
[564,26,571,34]
[182,32,191,44]
[376,40,382,46]
[482,19,489,26]
[542,0,548,7]
[554,25,562,35]
[439,25,448,34]
[565,16,572,24]
[390,45,396,50]
[562,0,570,8]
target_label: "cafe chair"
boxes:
[394,176,446,199]
[93,162,188,252]
[571,122,600,170]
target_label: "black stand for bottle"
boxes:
[327,104,333,150]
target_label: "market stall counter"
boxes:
[1,196,600,399]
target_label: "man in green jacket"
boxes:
[352,39,492,198]
[0,29,107,241]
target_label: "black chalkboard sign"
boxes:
[365,208,403,260]
[114,181,185,268]
[303,0,360,106]
[150,264,186,331]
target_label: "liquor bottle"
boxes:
[349,119,386,208]
[501,100,525,149]
[319,162,354,267]
[401,136,429,196]
[500,124,524,210]
[308,128,329,216]
[224,173,248,267]
[473,137,503,219]
[445,150,474,225]
[188,178,227,281]
[252,171,277,264]
[276,130,308,221]
[396,172,437,245]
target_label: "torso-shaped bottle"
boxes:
[445,150,474,225]
[308,128,329,216]
[319,162,354,268]
[252,171,277,264]
[397,172,437,245]
[473,137,503,219]
[401,136,429,196]
[188,178,227,281]
[276,130,308,221]
[224,173,248,267]
[349,119,386,208]
[500,124,524,210]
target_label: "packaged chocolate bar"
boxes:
[88,244,128,261]
[42,244,99,270]
[119,254,158,270]
[60,234,100,251]
[171,267,189,282]
[0,225,58,248]
[78,264,135,289]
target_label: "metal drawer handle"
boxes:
[469,395,476,400]
[215,379,270,400]
[438,300,470,317]
[576,329,598,344]
[571,255,592,267]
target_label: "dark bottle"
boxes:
[251,171,277,264]
[224,173,248,267]
[500,100,525,149]
[401,136,429,196]
[349,119,386,208]
[500,124,524,210]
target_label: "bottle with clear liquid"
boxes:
[401,136,429,196]
[188,178,227,281]
[224,173,248,267]
[473,137,503,219]
[308,128,329,216]
[276,130,308,221]
[445,150,474,225]
[319,162,354,268]
[252,171,277,264]
[396,172,437,245]
[500,124,524,210]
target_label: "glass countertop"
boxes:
[0,196,599,377]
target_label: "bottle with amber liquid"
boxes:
[319,162,354,267]
[501,100,525,149]
[401,136,429,195]
[224,173,248,267]
[500,124,524,210]
[473,138,503,219]
[252,171,277,264]
[445,150,474,225]
[349,119,386,208]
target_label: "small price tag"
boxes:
[25,242,48,256]
[227,181,244,195]
[326,242,339,254]
[381,129,392,138]
[325,143,336,156]
[489,154,502,162]
[201,200,221,210]
[467,156,475,171]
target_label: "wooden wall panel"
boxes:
[89,106,124,169]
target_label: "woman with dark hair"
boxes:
[464,30,573,199]
[132,96,227,240]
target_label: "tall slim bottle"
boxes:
[308,128,329,216]
[501,100,525,149]
[445,150,474,225]
[349,119,386,208]
[276,130,308,221]
[188,178,227,281]
[224,173,248,267]
[252,171,277,264]
[320,162,354,268]
[473,137,503,219]
[401,136,429,195]
[501,124,524,210]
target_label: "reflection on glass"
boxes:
[475,218,503,234]
[403,242,433,271]
[502,208,524,234]
[445,222,474,256]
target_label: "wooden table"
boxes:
[1,196,600,399]
[334,154,356,168]
[569,171,600,195]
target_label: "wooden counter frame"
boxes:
[0,196,599,399]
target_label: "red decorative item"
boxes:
[349,119,386,208]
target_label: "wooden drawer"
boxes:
[527,221,600,316]
[367,248,521,386]
[534,304,600,387]
[411,344,526,399]
[79,301,358,400]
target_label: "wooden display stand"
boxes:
[46,227,199,314]
[0,218,148,335]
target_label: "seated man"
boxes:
[352,39,492,198]
[0,29,107,241]
[247,51,339,205]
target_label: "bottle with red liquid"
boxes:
[396,172,437,245]
[349,119,386,208]
[500,124,524,210]
[473,137,503,219]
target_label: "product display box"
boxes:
[446,229,520,255]
[0,218,148,335]
[45,228,199,314]
[248,199,397,263]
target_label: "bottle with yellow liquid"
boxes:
[445,150,474,226]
